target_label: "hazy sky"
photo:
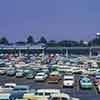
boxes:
[0,0,100,42]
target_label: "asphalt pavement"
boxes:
[0,75,100,100]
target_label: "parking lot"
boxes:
[0,74,100,100]
[0,54,99,100]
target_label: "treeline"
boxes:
[0,35,100,47]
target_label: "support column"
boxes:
[42,48,45,56]
[66,48,68,58]
[89,48,92,58]
[19,50,22,57]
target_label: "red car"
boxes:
[94,75,100,85]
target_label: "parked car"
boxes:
[0,93,11,100]
[72,67,82,74]
[50,93,80,100]
[24,89,60,100]
[97,84,100,93]
[40,68,49,75]
[0,68,7,75]
[47,71,61,83]
[87,67,97,76]
[79,77,92,89]
[11,85,30,99]
[94,75,100,85]
[79,75,89,81]
[4,83,16,89]
[24,92,79,100]
[6,68,16,76]
[63,75,75,87]
[25,71,35,79]
[35,72,48,81]
[16,69,24,77]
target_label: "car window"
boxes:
[83,80,86,83]
[61,97,68,100]
[38,92,43,96]
[87,80,91,83]
[64,78,73,80]
[0,99,9,100]
[14,88,27,91]
[45,92,51,96]
[52,97,60,100]
[20,88,27,91]
[96,77,100,79]
[5,86,14,88]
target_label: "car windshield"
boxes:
[0,99,9,100]
[96,77,100,79]
[64,78,73,80]
[5,86,14,88]
[13,88,28,91]
[37,73,44,76]
[83,80,90,83]
[52,97,68,100]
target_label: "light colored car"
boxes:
[35,72,48,81]
[80,77,92,89]
[97,84,100,93]
[50,93,80,100]
[72,67,82,74]
[23,89,80,100]
[58,66,72,73]
[63,75,75,87]
[87,67,97,76]
[4,83,16,89]
[16,69,24,77]
[0,93,11,100]
[79,75,88,81]
[0,66,7,75]
[6,68,16,76]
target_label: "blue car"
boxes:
[10,85,30,99]
[80,77,92,89]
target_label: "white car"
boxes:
[63,75,75,87]
[72,67,82,74]
[16,69,24,77]
[97,84,100,93]
[35,72,48,81]
[0,93,11,100]
[4,83,16,89]
[50,93,80,100]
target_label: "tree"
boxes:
[39,36,47,44]
[48,40,56,44]
[58,40,79,47]
[79,40,84,46]
[0,37,9,45]
[27,35,34,44]
[89,38,100,46]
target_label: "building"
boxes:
[96,33,100,39]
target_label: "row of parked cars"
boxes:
[0,83,80,100]
[78,73,100,93]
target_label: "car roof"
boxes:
[81,77,90,81]
[36,89,60,93]
[96,75,100,78]
[64,75,74,79]
[50,71,59,75]
[4,83,16,87]
[14,85,30,89]
[37,72,45,75]
[51,93,70,99]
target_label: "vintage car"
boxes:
[79,77,92,89]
